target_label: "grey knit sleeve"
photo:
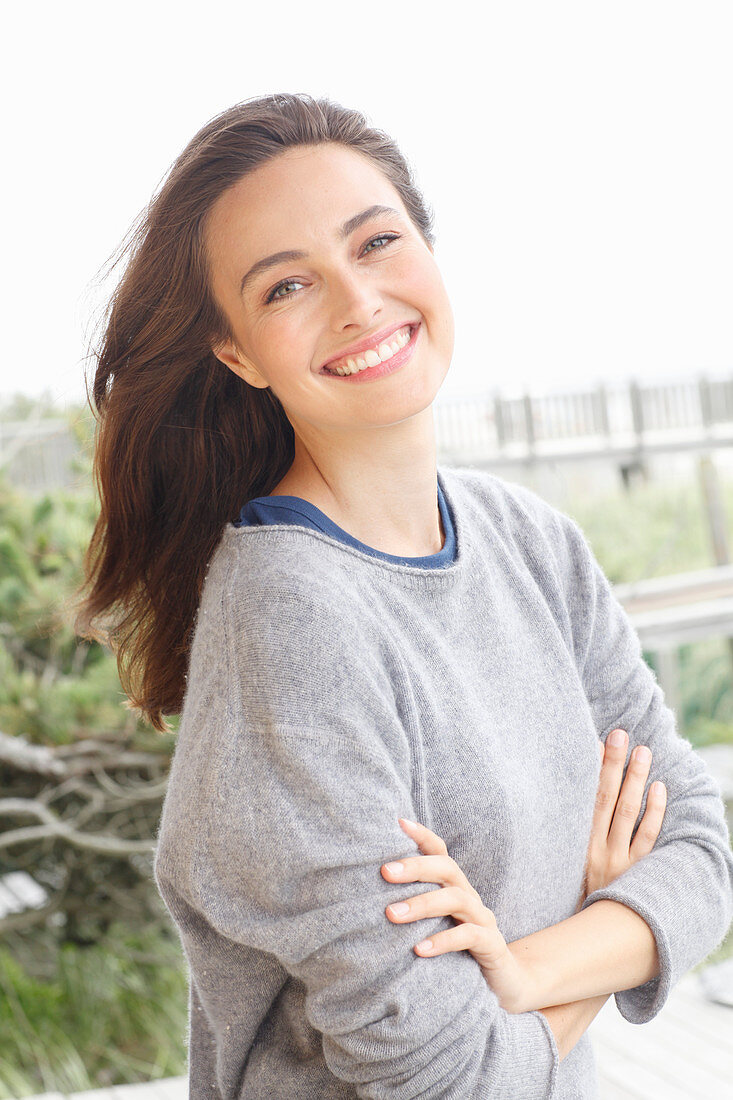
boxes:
[553,508,733,1024]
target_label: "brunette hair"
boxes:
[74,92,436,731]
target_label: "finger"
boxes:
[413,920,502,960]
[391,824,479,901]
[381,853,463,887]
[385,883,480,925]
[607,744,652,853]
[398,818,448,856]
[629,781,667,861]
[591,728,629,838]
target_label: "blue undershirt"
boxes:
[234,470,456,569]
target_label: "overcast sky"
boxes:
[3,0,731,410]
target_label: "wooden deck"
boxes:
[17,972,733,1100]
[589,972,733,1098]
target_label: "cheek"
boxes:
[410,260,454,344]
[249,316,324,403]
[251,314,307,370]
[401,254,450,311]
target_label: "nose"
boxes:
[327,267,384,332]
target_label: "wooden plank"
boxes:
[662,992,733,1051]
[597,1074,645,1100]
[144,1081,187,1100]
[593,1029,721,1099]
[592,1035,694,1100]
[593,1009,732,1087]
[67,1087,184,1100]
[589,978,733,1098]
[67,1091,118,1100]
[17,1095,66,1100]
[108,1086,177,1099]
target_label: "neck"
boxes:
[270,407,444,557]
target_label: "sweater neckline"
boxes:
[222,466,471,587]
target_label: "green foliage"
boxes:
[564,476,720,583]
[0,391,61,422]
[0,923,188,1097]
[0,451,186,1089]
[0,467,179,746]
[562,473,733,749]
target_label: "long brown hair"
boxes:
[74,92,437,732]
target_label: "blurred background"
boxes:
[1,0,732,1096]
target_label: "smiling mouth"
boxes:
[321,324,416,376]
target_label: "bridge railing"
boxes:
[434,374,733,462]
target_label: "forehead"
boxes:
[206,143,405,260]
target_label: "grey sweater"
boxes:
[153,465,733,1099]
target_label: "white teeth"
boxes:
[327,325,413,376]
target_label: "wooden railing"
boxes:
[614,565,733,733]
[434,374,733,466]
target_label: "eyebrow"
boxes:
[238,204,402,296]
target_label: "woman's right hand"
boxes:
[578,728,668,907]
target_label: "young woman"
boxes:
[76,93,733,1098]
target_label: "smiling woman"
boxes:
[73,92,733,1100]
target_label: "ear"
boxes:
[212,340,269,390]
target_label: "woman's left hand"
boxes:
[381,818,529,1013]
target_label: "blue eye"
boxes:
[266,279,303,303]
[363,234,399,253]
[264,233,400,304]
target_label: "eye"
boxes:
[265,279,303,304]
[363,233,400,254]
[264,233,401,305]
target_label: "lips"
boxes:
[320,321,419,373]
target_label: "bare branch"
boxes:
[90,763,169,802]
[0,729,67,777]
[0,798,155,854]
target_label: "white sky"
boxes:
[2,0,732,409]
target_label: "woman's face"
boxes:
[206,142,454,432]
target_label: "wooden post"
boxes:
[698,450,733,681]
[655,647,683,734]
[699,453,732,566]
[624,377,649,487]
[493,392,506,449]
[523,393,535,455]
[593,383,611,440]
[698,374,713,431]
[629,377,644,440]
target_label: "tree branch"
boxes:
[0,798,155,854]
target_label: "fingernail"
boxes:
[384,862,404,875]
[416,939,433,952]
[388,902,410,916]
[634,745,651,765]
[399,819,418,828]
[608,729,626,747]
